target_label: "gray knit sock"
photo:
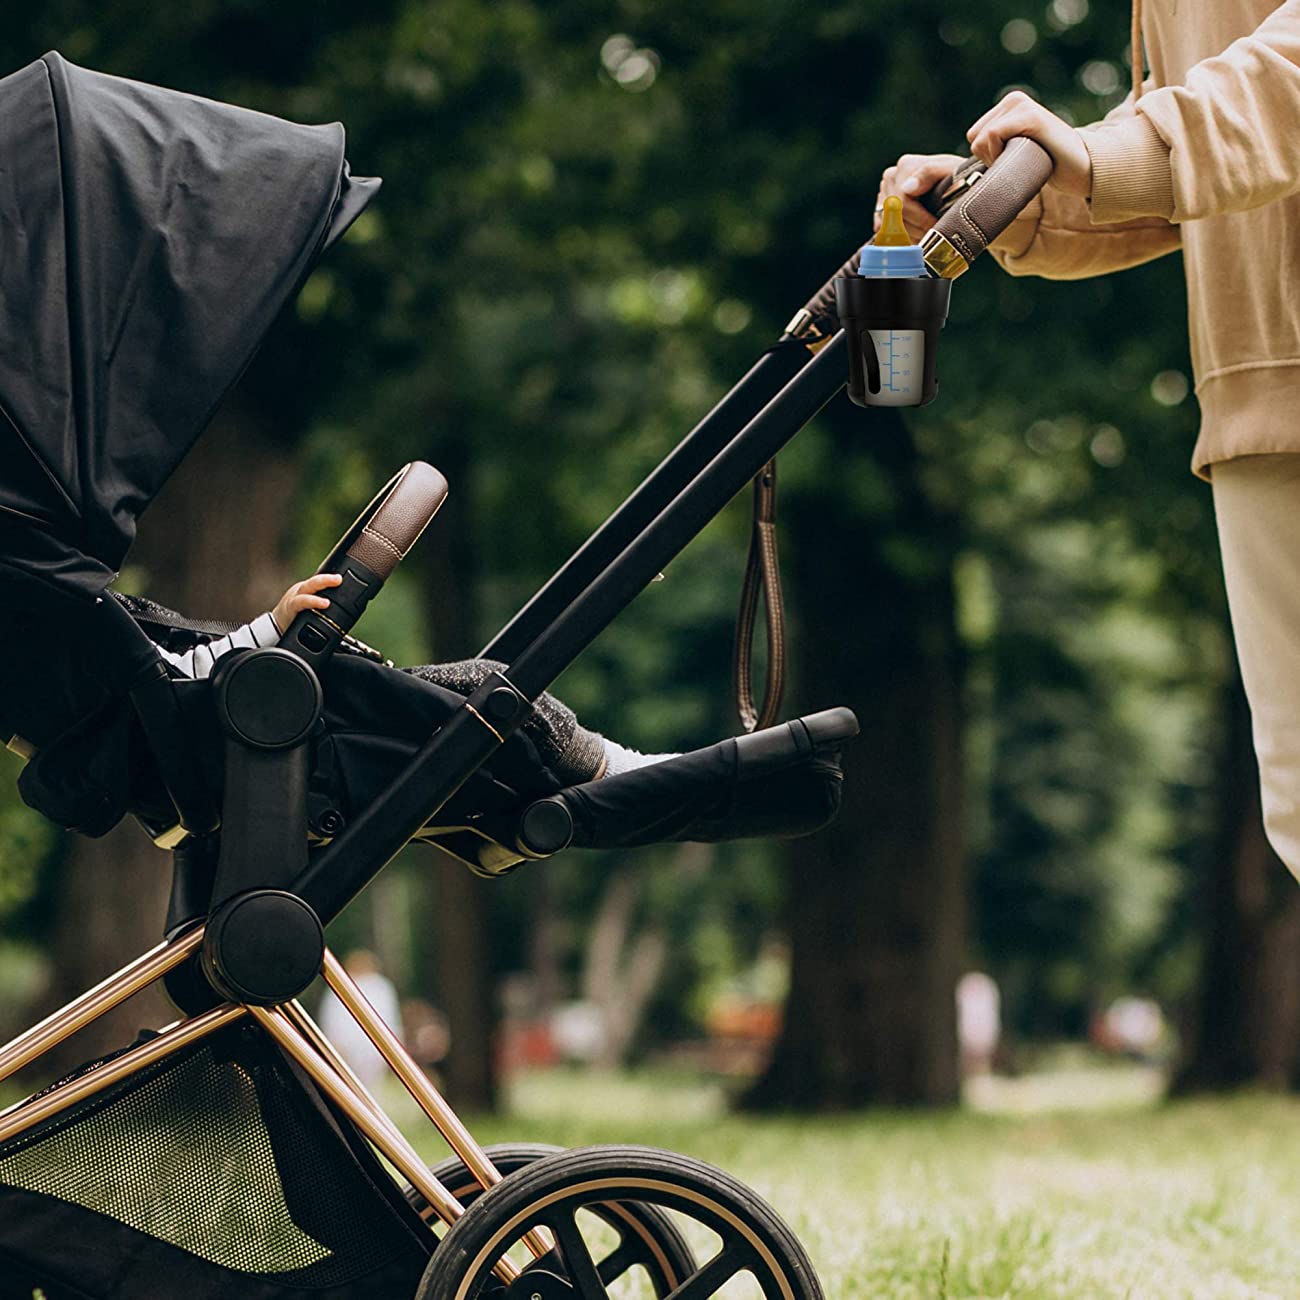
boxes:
[404,659,604,783]
[403,659,676,784]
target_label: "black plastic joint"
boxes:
[463,670,532,737]
[282,556,382,672]
[201,889,324,1006]
[517,796,575,857]
[213,647,323,750]
[321,556,382,623]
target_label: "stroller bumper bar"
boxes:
[429,707,861,879]
[282,462,448,671]
[540,706,859,854]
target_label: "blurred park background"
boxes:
[3,2,1300,1294]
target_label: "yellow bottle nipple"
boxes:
[874,195,912,246]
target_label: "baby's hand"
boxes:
[273,572,344,632]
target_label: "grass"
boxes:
[380,1064,1300,1300]
[5,1056,1298,1297]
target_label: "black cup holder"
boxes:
[835,274,951,408]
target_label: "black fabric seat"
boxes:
[11,614,854,859]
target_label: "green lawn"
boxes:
[387,1066,1300,1300]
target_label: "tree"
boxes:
[420,438,500,1110]
[746,407,967,1107]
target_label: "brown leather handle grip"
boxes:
[790,137,1053,334]
[927,138,1052,271]
[919,155,987,219]
[321,461,449,582]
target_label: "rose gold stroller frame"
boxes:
[0,926,556,1284]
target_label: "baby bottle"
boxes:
[836,196,951,408]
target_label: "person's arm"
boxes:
[156,573,343,680]
[989,181,1180,280]
[1086,4,1300,222]
[985,85,1180,278]
[878,87,1180,282]
[155,612,282,679]
[971,5,1300,224]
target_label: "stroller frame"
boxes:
[0,323,847,1273]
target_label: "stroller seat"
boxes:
[297,650,856,877]
[10,591,856,880]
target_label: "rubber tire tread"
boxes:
[414,1144,697,1294]
[428,1143,567,1199]
[415,1144,823,1300]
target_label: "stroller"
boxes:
[0,52,1045,1300]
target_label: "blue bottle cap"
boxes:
[858,243,927,278]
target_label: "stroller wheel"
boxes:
[415,1144,822,1300]
[408,1143,697,1297]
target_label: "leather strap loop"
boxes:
[733,459,786,733]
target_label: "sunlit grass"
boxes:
[388,1067,1300,1300]
[5,1058,1298,1297]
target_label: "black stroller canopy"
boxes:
[0,52,378,598]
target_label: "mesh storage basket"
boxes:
[0,1022,432,1300]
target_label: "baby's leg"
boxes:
[1214,454,1300,884]
[403,660,676,785]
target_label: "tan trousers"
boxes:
[1213,453,1300,883]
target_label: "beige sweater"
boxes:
[989,1,1300,478]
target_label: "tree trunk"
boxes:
[581,865,669,1068]
[528,868,561,1020]
[34,405,296,1079]
[1174,673,1300,1092]
[744,409,966,1109]
[426,854,499,1110]
[419,439,500,1111]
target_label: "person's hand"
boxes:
[875,153,966,240]
[966,91,1091,197]
[272,572,343,632]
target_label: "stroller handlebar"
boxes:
[283,461,449,671]
[920,137,1053,278]
[787,136,1053,337]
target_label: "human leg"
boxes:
[1212,453,1300,883]
[403,660,676,784]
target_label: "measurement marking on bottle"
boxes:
[866,329,924,406]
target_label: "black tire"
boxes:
[408,1143,697,1296]
[406,1143,570,1217]
[416,1144,823,1300]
